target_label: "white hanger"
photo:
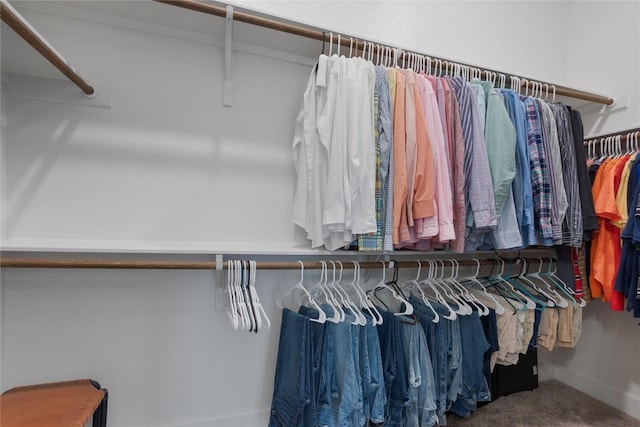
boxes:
[276,261,327,323]
[343,261,381,325]
[247,260,270,330]
[527,257,570,307]
[333,261,366,326]
[421,259,457,320]
[449,259,489,315]
[328,32,333,56]
[240,261,257,332]
[460,259,505,315]
[433,260,470,315]
[433,259,470,314]
[233,260,251,330]
[226,259,240,330]
[327,261,353,324]
[546,258,587,308]
[309,261,342,322]
[401,261,439,323]
[327,261,346,321]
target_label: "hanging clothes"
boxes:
[292,55,596,254]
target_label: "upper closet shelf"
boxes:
[155,0,614,106]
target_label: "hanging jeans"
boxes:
[269,308,312,427]
[377,310,409,426]
[450,311,492,417]
[361,313,386,425]
[410,297,451,426]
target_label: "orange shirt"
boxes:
[589,159,609,300]
[592,157,626,302]
[392,70,407,245]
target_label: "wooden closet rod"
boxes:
[154,0,614,106]
[0,257,550,270]
[0,0,94,95]
[585,127,640,144]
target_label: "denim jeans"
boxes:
[450,311,491,417]
[480,308,499,398]
[377,310,409,426]
[401,320,438,427]
[410,296,450,426]
[327,313,363,427]
[269,308,312,426]
[362,314,386,425]
[298,305,330,427]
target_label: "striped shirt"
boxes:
[522,96,553,245]
[383,68,396,252]
[550,103,583,248]
[537,99,568,244]
[446,79,466,253]
[448,78,496,233]
[358,68,387,251]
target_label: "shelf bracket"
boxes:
[223,5,233,107]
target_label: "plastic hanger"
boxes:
[233,260,250,330]
[308,261,342,322]
[459,259,505,315]
[545,258,586,307]
[503,259,548,311]
[240,261,257,332]
[450,259,489,315]
[369,261,414,316]
[433,260,470,315]
[438,260,473,315]
[334,261,367,326]
[248,260,270,330]
[514,258,559,308]
[226,259,240,330]
[400,261,439,323]
[328,261,359,325]
[485,258,535,310]
[276,261,326,323]
[343,261,381,325]
[497,258,537,310]
[419,259,457,320]
[245,261,260,332]
[527,257,570,306]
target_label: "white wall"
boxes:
[1,1,637,426]
[537,0,640,420]
[236,0,571,83]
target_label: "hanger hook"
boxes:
[473,258,481,278]
[321,31,326,55]
[329,32,333,56]
[298,260,304,283]
[415,260,422,281]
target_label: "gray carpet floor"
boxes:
[447,380,640,427]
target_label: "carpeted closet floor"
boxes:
[447,380,640,427]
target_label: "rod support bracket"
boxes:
[223,5,233,107]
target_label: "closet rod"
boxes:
[585,127,640,144]
[0,257,542,270]
[0,0,94,95]
[154,0,614,106]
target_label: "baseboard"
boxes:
[127,410,269,427]
[554,367,640,420]
[537,361,556,382]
